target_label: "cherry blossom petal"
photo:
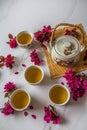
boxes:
[24,111,28,116]
[22,64,26,67]
[14,72,19,75]
[61,82,64,85]
[29,105,34,110]
[31,114,37,119]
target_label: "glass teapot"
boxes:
[46,23,85,66]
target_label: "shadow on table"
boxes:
[26,40,41,51]
[13,97,44,118]
[29,96,44,111]
[37,73,60,88]
[67,94,87,107]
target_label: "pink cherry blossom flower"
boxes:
[44,105,61,124]
[64,69,87,101]
[53,117,61,124]
[1,102,14,116]
[34,25,52,43]
[7,34,18,48]
[30,49,43,65]
[83,80,87,91]
[4,54,15,69]
[4,82,16,93]
[65,28,79,39]
[9,37,18,48]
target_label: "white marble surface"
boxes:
[0,0,87,130]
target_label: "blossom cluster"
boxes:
[30,49,43,65]
[7,33,18,48]
[34,25,52,43]
[4,82,16,93]
[44,105,61,124]
[64,69,87,101]
[1,102,14,116]
[4,54,15,69]
[1,82,17,115]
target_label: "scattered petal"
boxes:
[61,82,64,85]
[31,114,37,119]
[29,105,34,110]
[14,72,19,75]
[24,111,28,116]
[22,64,26,67]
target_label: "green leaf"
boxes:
[4,93,9,98]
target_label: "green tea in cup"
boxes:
[25,65,44,85]
[16,31,33,47]
[10,89,31,111]
[49,84,70,106]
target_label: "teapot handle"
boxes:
[50,23,85,51]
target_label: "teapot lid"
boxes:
[54,35,80,58]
